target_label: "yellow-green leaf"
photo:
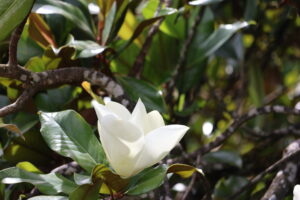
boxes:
[167,164,204,178]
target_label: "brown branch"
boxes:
[165,7,205,103]
[129,0,172,78]
[8,18,27,67]
[230,139,300,199]
[261,139,300,200]
[0,64,131,117]
[190,105,300,158]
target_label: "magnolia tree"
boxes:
[0,0,300,199]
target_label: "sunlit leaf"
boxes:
[39,110,106,172]
[0,167,77,195]
[16,161,43,174]
[34,0,95,39]
[167,164,204,178]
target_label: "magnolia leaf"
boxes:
[74,173,92,185]
[203,150,243,168]
[34,0,94,39]
[117,77,166,113]
[127,165,167,195]
[92,164,129,194]
[0,167,77,195]
[28,13,57,48]
[69,181,101,200]
[16,161,43,174]
[39,110,106,172]
[0,0,34,42]
[167,164,204,178]
[189,21,250,66]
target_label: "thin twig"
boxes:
[261,139,300,200]
[191,105,300,157]
[129,0,173,78]
[230,143,300,199]
[165,7,205,104]
[8,18,27,67]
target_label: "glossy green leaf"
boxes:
[34,0,94,39]
[117,77,166,113]
[0,167,77,195]
[189,0,223,6]
[189,21,249,66]
[127,165,167,195]
[69,181,101,200]
[66,36,106,58]
[28,196,68,200]
[214,176,248,198]
[102,2,117,44]
[203,150,243,168]
[39,110,106,172]
[74,173,92,185]
[0,0,34,42]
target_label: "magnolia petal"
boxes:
[133,125,189,172]
[92,100,115,120]
[145,110,165,134]
[130,99,148,134]
[105,101,131,120]
[100,115,144,177]
[294,185,300,200]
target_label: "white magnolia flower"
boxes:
[92,99,189,178]
[294,185,300,200]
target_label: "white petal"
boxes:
[92,100,115,120]
[100,115,144,177]
[130,99,148,134]
[294,185,300,200]
[105,101,131,120]
[133,125,189,172]
[145,110,165,134]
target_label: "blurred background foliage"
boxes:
[0,0,300,199]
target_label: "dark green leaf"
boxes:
[127,165,167,195]
[203,150,243,168]
[214,176,248,198]
[117,77,166,113]
[0,167,77,195]
[69,182,101,200]
[39,110,106,172]
[189,21,249,66]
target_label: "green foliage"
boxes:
[0,0,300,199]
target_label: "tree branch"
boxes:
[166,7,205,103]
[188,105,300,158]
[129,0,172,78]
[230,139,300,199]
[8,18,27,67]
[0,64,131,117]
[261,139,300,200]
